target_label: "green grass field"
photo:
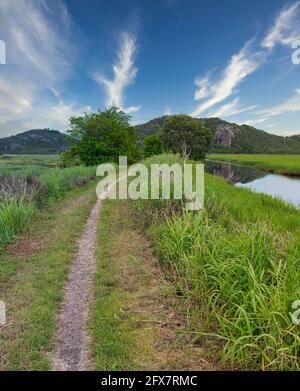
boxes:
[208,154,300,175]
[0,154,60,173]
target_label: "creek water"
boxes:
[205,160,300,208]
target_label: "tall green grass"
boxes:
[41,166,95,202]
[0,166,96,248]
[0,198,37,247]
[133,154,300,370]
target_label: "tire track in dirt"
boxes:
[52,197,102,371]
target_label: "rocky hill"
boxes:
[136,117,300,154]
[0,129,71,154]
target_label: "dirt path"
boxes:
[52,198,102,371]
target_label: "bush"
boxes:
[66,107,137,166]
[143,135,164,158]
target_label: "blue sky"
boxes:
[1,0,300,136]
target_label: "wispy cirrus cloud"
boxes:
[164,106,172,115]
[242,118,267,126]
[191,40,262,117]
[240,89,300,127]
[0,0,87,134]
[208,98,256,118]
[261,1,300,49]
[191,2,300,122]
[194,77,211,100]
[22,97,91,130]
[256,89,300,118]
[93,32,140,114]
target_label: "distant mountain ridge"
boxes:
[136,116,300,154]
[1,120,300,155]
[0,129,70,154]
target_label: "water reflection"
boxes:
[205,160,267,184]
[205,160,300,208]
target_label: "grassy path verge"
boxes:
[0,183,97,370]
[208,154,300,175]
[91,199,218,371]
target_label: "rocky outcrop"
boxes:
[214,123,241,147]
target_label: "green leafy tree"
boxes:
[161,115,212,160]
[60,149,80,167]
[66,107,137,166]
[143,134,164,158]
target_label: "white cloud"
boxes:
[22,100,91,130]
[191,41,262,117]
[93,32,140,114]
[261,2,300,49]
[0,0,73,82]
[191,2,300,121]
[164,106,172,115]
[242,89,300,128]
[257,89,300,118]
[208,98,256,118]
[242,118,267,126]
[194,77,211,100]
[0,77,33,123]
[0,0,81,135]
[276,130,300,136]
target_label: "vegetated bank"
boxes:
[130,153,300,370]
[208,154,300,176]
